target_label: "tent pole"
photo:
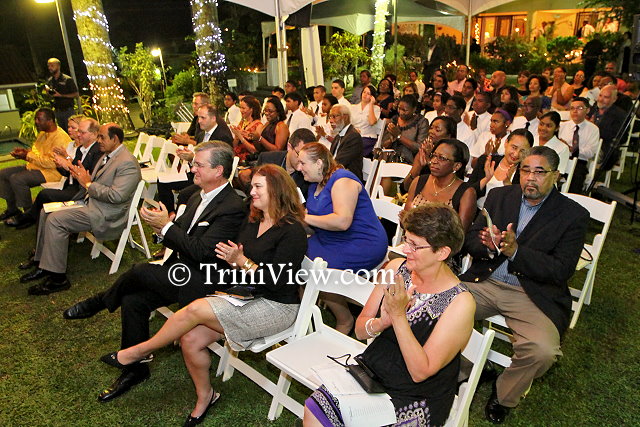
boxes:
[465,0,472,65]
[274,0,288,88]
[393,0,398,76]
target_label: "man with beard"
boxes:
[461,146,589,424]
[327,105,363,181]
[587,84,626,170]
[45,58,79,131]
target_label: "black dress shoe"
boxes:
[20,268,48,283]
[479,361,500,385]
[100,351,154,369]
[0,209,19,221]
[485,380,511,424]
[63,295,106,319]
[183,391,220,427]
[97,367,150,403]
[15,215,36,230]
[28,277,71,295]
[18,258,37,270]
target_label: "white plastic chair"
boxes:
[371,160,413,200]
[560,157,578,193]
[371,197,403,248]
[77,180,151,274]
[604,115,639,186]
[265,266,376,419]
[584,138,602,194]
[140,137,170,199]
[362,158,380,195]
[171,121,191,134]
[132,132,150,162]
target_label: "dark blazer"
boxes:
[330,124,364,182]
[467,154,521,199]
[195,121,234,146]
[589,104,626,170]
[257,151,309,197]
[58,142,102,190]
[460,185,589,335]
[163,183,248,306]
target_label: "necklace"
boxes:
[432,176,457,196]
[497,161,511,172]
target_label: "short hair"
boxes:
[500,86,520,103]
[240,95,262,121]
[401,204,464,260]
[299,142,341,187]
[224,92,238,103]
[47,58,61,64]
[331,104,351,124]
[433,73,449,89]
[450,95,466,111]
[193,92,210,103]
[464,78,478,91]
[200,104,220,121]
[68,114,86,126]
[384,73,397,82]
[315,85,326,93]
[285,80,297,88]
[332,79,345,89]
[475,91,492,105]
[265,96,287,122]
[363,85,378,99]
[35,107,55,122]
[540,111,561,135]
[403,82,418,95]
[528,145,559,171]
[284,92,304,104]
[434,138,469,179]
[238,90,252,97]
[272,87,285,96]
[360,70,371,78]
[518,70,531,79]
[194,141,234,178]
[508,128,534,147]
[106,124,124,144]
[524,96,542,110]
[289,128,316,146]
[431,116,457,139]
[81,117,100,134]
[249,164,305,225]
[555,66,567,74]
[323,94,339,106]
[572,97,591,109]
[527,75,549,93]
[398,94,418,111]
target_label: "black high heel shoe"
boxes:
[99,351,154,369]
[184,391,221,427]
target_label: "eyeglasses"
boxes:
[401,236,432,252]
[328,114,343,120]
[288,142,301,156]
[192,161,212,169]
[519,167,556,178]
[429,153,454,163]
[569,106,587,111]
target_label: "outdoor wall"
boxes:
[482,0,591,34]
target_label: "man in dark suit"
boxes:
[328,105,363,181]
[7,117,102,230]
[460,146,589,424]
[62,142,247,402]
[587,84,627,170]
[171,92,209,146]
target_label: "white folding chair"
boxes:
[156,142,190,184]
[563,193,616,329]
[78,180,151,274]
[371,160,413,200]
[265,266,376,419]
[362,158,379,195]
[132,132,150,161]
[584,138,602,194]
[560,157,578,193]
[229,155,240,183]
[371,197,403,248]
[140,137,170,199]
[171,121,191,134]
[604,115,639,186]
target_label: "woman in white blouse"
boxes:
[534,111,569,174]
[350,85,381,157]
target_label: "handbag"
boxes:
[328,353,385,394]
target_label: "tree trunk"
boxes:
[71,0,131,128]
[371,0,390,81]
[190,0,227,108]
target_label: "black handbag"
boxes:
[328,353,385,394]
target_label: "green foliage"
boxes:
[165,67,201,101]
[80,95,98,120]
[483,36,532,74]
[588,31,626,64]
[18,110,37,141]
[397,33,427,59]
[546,36,584,64]
[117,43,158,126]
[321,32,371,79]
[579,0,640,29]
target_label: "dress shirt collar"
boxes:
[338,124,350,137]
[200,181,228,204]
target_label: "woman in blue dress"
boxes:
[297,142,388,333]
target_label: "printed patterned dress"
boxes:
[306,261,468,427]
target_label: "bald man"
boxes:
[587,84,626,170]
[45,58,79,131]
[488,70,507,108]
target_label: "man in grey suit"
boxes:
[22,123,142,295]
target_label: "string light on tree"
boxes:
[371,0,390,81]
[190,0,227,77]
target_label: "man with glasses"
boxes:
[328,105,364,181]
[172,92,210,146]
[445,96,475,152]
[62,142,246,403]
[460,146,589,424]
[510,96,541,136]
[559,97,600,193]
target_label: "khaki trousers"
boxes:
[465,278,562,407]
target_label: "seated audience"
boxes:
[470,108,513,168]
[297,142,387,333]
[499,86,520,108]
[261,86,286,114]
[349,69,372,104]
[524,75,551,112]
[571,70,588,99]
[172,92,209,146]
[510,96,541,136]
[488,70,507,107]
[548,67,575,111]
[0,107,70,221]
[223,92,241,126]
[516,70,530,96]
[445,95,476,152]
[404,139,476,231]
[449,64,469,94]
[64,114,85,156]
[409,69,426,100]
[534,112,570,176]
[350,85,381,157]
[464,91,492,135]
[21,123,141,295]
[331,79,351,107]
[377,78,395,119]
[461,78,477,113]
[305,204,475,427]
[256,96,289,152]
[559,97,600,193]
[325,105,364,181]
[284,92,313,134]
[313,94,338,148]
[382,95,429,164]
[424,91,449,124]
[460,146,589,424]
[229,95,263,161]
[306,85,326,123]
[588,84,627,170]
[468,128,532,209]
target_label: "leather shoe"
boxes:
[15,215,36,230]
[20,268,48,283]
[183,391,220,427]
[479,361,499,385]
[100,351,154,369]
[97,367,150,403]
[18,257,37,270]
[63,295,106,319]
[28,277,71,295]
[485,380,511,424]
[0,209,19,221]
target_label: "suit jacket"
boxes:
[330,124,363,182]
[460,185,589,335]
[163,184,248,306]
[195,121,233,146]
[58,142,102,191]
[589,104,626,170]
[74,145,142,241]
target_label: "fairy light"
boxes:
[190,0,227,77]
[371,0,390,80]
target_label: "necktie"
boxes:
[314,104,320,115]
[68,148,83,186]
[525,121,530,131]
[286,112,293,127]
[470,113,478,131]
[571,124,580,158]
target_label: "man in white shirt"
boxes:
[511,96,541,136]
[462,78,477,113]
[284,92,313,133]
[409,70,426,101]
[223,92,241,126]
[448,64,469,94]
[445,96,476,151]
[559,97,600,193]
[305,85,326,125]
[464,92,492,136]
[332,79,351,107]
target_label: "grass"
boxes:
[1,139,639,426]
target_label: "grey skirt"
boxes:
[205,296,299,351]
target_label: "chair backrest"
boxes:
[126,180,147,226]
[158,142,189,175]
[290,256,329,339]
[229,156,240,184]
[373,119,386,150]
[171,121,191,134]
[371,197,403,246]
[371,160,413,199]
[445,329,495,427]
[133,132,150,160]
[563,193,616,261]
[363,158,379,195]
[141,136,168,166]
[585,138,602,186]
[560,157,578,193]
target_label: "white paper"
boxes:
[212,294,251,307]
[312,364,366,395]
[43,200,86,213]
[339,394,397,427]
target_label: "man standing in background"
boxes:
[45,58,78,132]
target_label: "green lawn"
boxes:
[0,141,639,426]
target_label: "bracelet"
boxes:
[241,258,255,271]
[365,318,380,338]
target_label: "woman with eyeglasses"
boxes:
[403,139,476,231]
[250,96,289,152]
[533,111,569,175]
[304,204,475,427]
[468,129,532,210]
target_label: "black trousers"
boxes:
[157,180,193,214]
[24,185,80,222]
[568,159,589,194]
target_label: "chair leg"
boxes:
[584,265,596,306]
[221,347,238,382]
[268,372,292,420]
[108,231,130,275]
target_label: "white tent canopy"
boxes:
[224,0,312,17]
